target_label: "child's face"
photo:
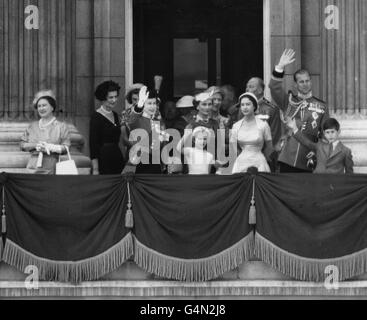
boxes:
[194,135,208,149]
[324,128,339,143]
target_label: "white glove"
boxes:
[45,143,63,154]
[137,86,149,108]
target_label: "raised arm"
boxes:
[269,49,296,111]
[127,86,149,125]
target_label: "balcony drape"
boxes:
[1,172,367,283]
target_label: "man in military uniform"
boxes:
[269,49,329,173]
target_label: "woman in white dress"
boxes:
[231,92,273,174]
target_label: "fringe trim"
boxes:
[2,233,134,283]
[133,232,254,282]
[254,233,367,282]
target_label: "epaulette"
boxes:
[312,96,326,104]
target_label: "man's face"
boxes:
[324,128,339,144]
[295,73,312,95]
[246,78,263,99]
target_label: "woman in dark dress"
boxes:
[89,81,125,175]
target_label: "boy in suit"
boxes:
[286,117,353,174]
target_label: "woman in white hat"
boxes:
[231,92,273,173]
[172,95,196,137]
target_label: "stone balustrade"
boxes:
[337,119,367,174]
[0,121,91,174]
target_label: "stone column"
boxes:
[268,0,302,106]
[93,0,126,115]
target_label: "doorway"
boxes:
[133,0,263,100]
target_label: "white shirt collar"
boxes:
[332,140,340,149]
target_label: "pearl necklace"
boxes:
[101,106,112,114]
[39,117,56,130]
[98,107,116,126]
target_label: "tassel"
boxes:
[249,199,256,225]
[125,182,134,228]
[1,187,5,234]
[125,203,133,229]
[248,178,256,225]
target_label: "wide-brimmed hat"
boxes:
[206,86,224,98]
[195,90,214,103]
[127,83,144,93]
[176,95,195,108]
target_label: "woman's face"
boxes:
[144,98,157,117]
[37,99,54,119]
[212,93,223,113]
[103,91,119,109]
[197,99,213,117]
[240,97,255,116]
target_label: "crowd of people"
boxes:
[21,49,354,176]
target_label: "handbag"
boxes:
[56,146,78,175]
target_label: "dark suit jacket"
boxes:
[294,131,354,174]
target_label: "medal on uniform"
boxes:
[312,112,319,120]
[312,121,317,129]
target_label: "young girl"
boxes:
[176,126,224,175]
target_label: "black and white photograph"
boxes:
[1,0,367,304]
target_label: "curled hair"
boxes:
[94,80,121,102]
[34,96,57,112]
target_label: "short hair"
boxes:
[34,96,57,111]
[323,118,340,131]
[94,80,121,102]
[245,77,265,91]
[293,69,311,82]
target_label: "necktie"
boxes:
[328,143,333,157]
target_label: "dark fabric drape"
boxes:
[0,172,5,260]
[2,174,133,282]
[131,174,254,281]
[1,172,367,283]
[254,173,367,281]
